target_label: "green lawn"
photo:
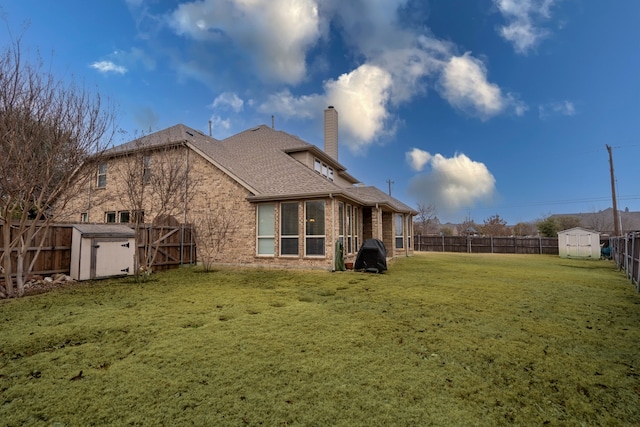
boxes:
[1,253,639,426]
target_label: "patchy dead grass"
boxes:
[1,253,639,426]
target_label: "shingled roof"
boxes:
[105,123,416,214]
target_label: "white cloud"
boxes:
[169,0,321,84]
[438,53,524,119]
[258,89,322,120]
[90,61,127,75]
[494,0,557,54]
[406,148,432,172]
[212,92,244,113]
[161,1,525,150]
[407,152,497,217]
[210,115,232,131]
[258,64,393,152]
[539,100,576,119]
[324,64,393,147]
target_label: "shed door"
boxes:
[566,233,592,257]
[92,239,134,278]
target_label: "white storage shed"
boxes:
[70,224,136,280]
[557,227,601,259]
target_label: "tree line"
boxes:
[413,203,591,238]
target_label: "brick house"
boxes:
[60,107,416,270]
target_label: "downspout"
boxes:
[86,182,92,222]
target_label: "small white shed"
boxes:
[70,224,136,280]
[557,227,601,259]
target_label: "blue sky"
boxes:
[2,0,639,224]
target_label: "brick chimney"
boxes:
[324,106,338,161]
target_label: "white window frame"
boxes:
[257,204,275,256]
[119,211,131,223]
[143,155,151,184]
[305,200,325,257]
[395,213,404,249]
[97,162,107,188]
[338,202,345,247]
[280,202,299,257]
[354,207,359,252]
[346,204,353,254]
[105,211,116,223]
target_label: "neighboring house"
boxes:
[550,208,640,236]
[557,227,601,259]
[59,107,417,270]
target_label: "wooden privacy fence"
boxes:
[0,222,197,278]
[609,231,640,292]
[137,224,197,271]
[414,235,559,255]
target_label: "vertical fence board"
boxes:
[413,235,559,255]
[1,222,196,279]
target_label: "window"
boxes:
[346,204,353,254]
[280,202,299,256]
[80,213,88,223]
[97,162,107,188]
[354,207,359,251]
[407,216,412,250]
[313,158,334,181]
[143,155,151,184]
[119,211,131,223]
[257,204,275,256]
[305,201,325,256]
[105,211,116,223]
[395,214,404,249]
[338,202,345,247]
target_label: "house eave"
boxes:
[247,190,417,214]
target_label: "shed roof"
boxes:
[73,224,135,238]
[557,227,600,235]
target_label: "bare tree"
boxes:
[116,141,196,277]
[414,203,439,235]
[0,33,114,298]
[193,204,239,272]
[556,215,582,231]
[457,214,478,236]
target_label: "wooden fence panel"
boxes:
[610,232,640,291]
[0,223,73,276]
[414,235,559,255]
[1,222,196,278]
[136,224,197,271]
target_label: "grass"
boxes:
[1,253,639,426]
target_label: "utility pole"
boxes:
[386,179,393,196]
[606,144,620,236]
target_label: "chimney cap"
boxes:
[327,105,334,109]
